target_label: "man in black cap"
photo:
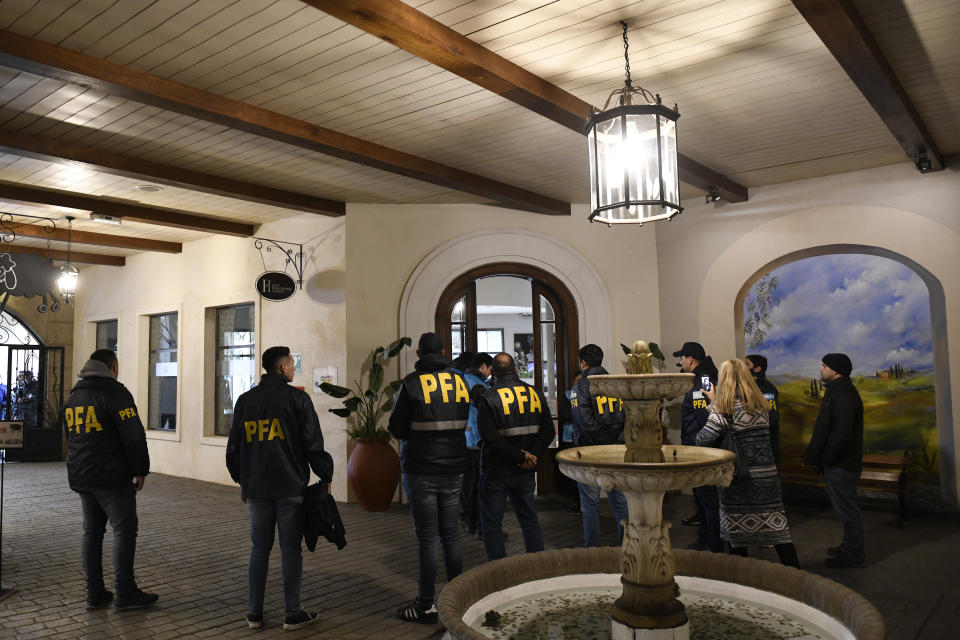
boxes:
[388,332,471,624]
[674,341,722,552]
[476,353,555,561]
[570,344,629,547]
[805,353,865,568]
[745,354,781,464]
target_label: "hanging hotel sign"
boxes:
[0,421,24,448]
[256,271,297,301]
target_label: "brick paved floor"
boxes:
[1,462,958,639]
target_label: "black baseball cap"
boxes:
[672,341,706,360]
[418,332,444,354]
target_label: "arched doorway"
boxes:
[435,263,580,421]
[1,310,65,462]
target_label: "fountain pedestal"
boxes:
[557,374,734,638]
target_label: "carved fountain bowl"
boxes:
[556,445,735,493]
[587,373,695,402]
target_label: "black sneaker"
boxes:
[396,598,439,624]
[282,610,318,631]
[245,613,263,629]
[681,514,700,527]
[115,588,159,610]
[826,545,845,557]
[86,589,113,610]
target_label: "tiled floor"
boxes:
[1,462,958,639]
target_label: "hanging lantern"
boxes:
[57,216,78,303]
[587,23,682,225]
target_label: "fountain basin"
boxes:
[557,445,734,492]
[437,548,885,640]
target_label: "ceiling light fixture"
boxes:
[57,216,78,304]
[705,189,721,204]
[90,212,122,225]
[135,184,163,193]
[586,22,682,226]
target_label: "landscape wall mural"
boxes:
[743,253,938,484]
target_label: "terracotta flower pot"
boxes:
[347,437,401,511]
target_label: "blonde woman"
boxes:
[698,359,799,567]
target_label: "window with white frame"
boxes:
[214,304,255,436]
[148,313,178,431]
[477,328,504,356]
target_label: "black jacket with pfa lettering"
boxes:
[477,372,555,475]
[63,360,150,492]
[754,372,781,463]
[226,372,333,500]
[388,353,470,475]
[571,365,624,446]
[680,360,718,446]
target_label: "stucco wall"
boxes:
[655,160,960,504]
[71,215,348,499]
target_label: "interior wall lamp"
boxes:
[705,189,721,204]
[56,215,78,303]
[586,22,682,226]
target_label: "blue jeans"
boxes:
[577,482,628,547]
[79,485,139,596]
[693,485,722,551]
[403,473,463,606]
[479,471,544,560]
[823,465,865,562]
[247,497,304,615]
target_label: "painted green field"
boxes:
[776,374,938,481]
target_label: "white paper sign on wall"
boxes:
[313,366,337,394]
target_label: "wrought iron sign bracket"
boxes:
[253,237,303,289]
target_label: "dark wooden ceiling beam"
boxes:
[0,29,569,216]
[5,222,182,254]
[791,0,943,171]
[0,131,345,216]
[301,0,748,203]
[1,244,124,266]
[0,182,254,236]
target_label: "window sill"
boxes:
[200,434,229,447]
[146,429,180,442]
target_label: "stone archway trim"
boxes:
[398,229,612,375]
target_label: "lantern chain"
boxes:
[621,21,632,93]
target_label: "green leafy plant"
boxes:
[320,337,411,442]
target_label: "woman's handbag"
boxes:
[717,413,751,481]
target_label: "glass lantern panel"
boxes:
[451,295,466,323]
[587,128,599,214]
[659,116,679,209]
[594,116,626,219]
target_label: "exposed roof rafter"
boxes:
[791,0,943,171]
[5,221,182,254]
[0,182,254,236]
[1,244,124,266]
[301,0,749,203]
[0,29,570,216]
[0,131,345,216]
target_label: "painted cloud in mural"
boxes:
[750,254,933,377]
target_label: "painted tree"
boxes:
[743,274,780,348]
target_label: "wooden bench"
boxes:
[778,446,912,527]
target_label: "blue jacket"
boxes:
[463,370,489,448]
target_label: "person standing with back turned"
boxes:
[226,346,334,630]
[63,348,158,611]
[388,332,471,624]
[805,353,865,569]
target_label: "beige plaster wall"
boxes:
[343,202,663,412]
[654,160,960,504]
[71,215,348,499]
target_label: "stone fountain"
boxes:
[437,364,885,640]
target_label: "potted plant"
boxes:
[320,337,411,511]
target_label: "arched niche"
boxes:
[698,205,959,505]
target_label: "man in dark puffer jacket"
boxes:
[63,349,157,611]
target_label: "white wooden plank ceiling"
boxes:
[0,0,956,258]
